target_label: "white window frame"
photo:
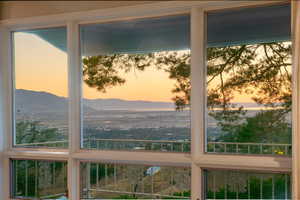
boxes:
[0,1,298,199]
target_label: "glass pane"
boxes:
[80,15,191,152]
[13,27,68,148]
[80,162,191,199]
[206,5,292,156]
[205,169,291,200]
[11,159,68,199]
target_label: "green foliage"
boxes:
[16,121,63,145]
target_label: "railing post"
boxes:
[35,160,38,197]
[260,144,263,154]
[87,162,91,198]
[25,160,28,197]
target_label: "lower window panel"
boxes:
[11,159,67,199]
[205,169,291,200]
[80,162,191,199]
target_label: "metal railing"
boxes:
[207,141,292,155]
[83,138,191,152]
[83,188,190,199]
[15,139,292,155]
[82,162,191,199]
[15,140,69,148]
[12,160,67,199]
[206,170,291,200]
[15,138,191,152]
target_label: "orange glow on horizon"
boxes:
[15,32,255,103]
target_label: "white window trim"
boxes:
[292,1,300,199]
[0,1,297,199]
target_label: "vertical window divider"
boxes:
[292,1,300,199]
[191,7,206,200]
[0,26,13,199]
[67,21,81,199]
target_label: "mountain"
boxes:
[15,89,175,114]
[84,98,174,111]
[15,89,68,114]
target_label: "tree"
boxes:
[82,41,292,144]
[16,121,63,145]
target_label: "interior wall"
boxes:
[0,1,156,20]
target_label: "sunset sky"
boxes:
[14,32,176,102]
[14,32,253,103]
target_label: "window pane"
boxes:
[14,27,68,148]
[206,4,292,155]
[80,15,191,152]
[80,162,191,199]
[205,169,291,199]
[11,159,68,199]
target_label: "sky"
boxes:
[14,32,253,103]
[14,32,176,102]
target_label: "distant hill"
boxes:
[84,98,174,111]
[15,89,175,114]
[15,89,265,115]
[15,89,68,114]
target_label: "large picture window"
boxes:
[13,27,68,148]
[0,1,297,200]
[11,159,67,199]
[205,4,292,156]
[205,169,291,199]
[80,15,191,152]
[80,162,191,199]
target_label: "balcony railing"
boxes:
[207,141,292,155]
[206,170,291,200]
[81,162,191,199]
[83,138,191,152]
[82,188,190,199]
[12,160,67,199]
[15,139,292,155]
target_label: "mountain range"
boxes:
[15,89,175,114]
[15,89,263,114]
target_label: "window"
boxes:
[13,27,68,148]
[205,4,292,156]
[80,162,191,199]
[80,15,191,152]
[11,160,67,199]
[205,169,291,199]
[0,1,298,200]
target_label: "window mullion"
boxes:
[0,27,12,199]
[191,7,206,200]
[67,21,81,199]
[292,1,300,199]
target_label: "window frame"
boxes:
[0,1,297,199]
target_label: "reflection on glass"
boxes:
[11,159,68,199]
[205,170,291,200]
[80,162,191,199]
[14,27,68,148]
[206,5,292,155]
[80,15,191,152]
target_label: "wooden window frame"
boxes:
[0,1,297,199]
